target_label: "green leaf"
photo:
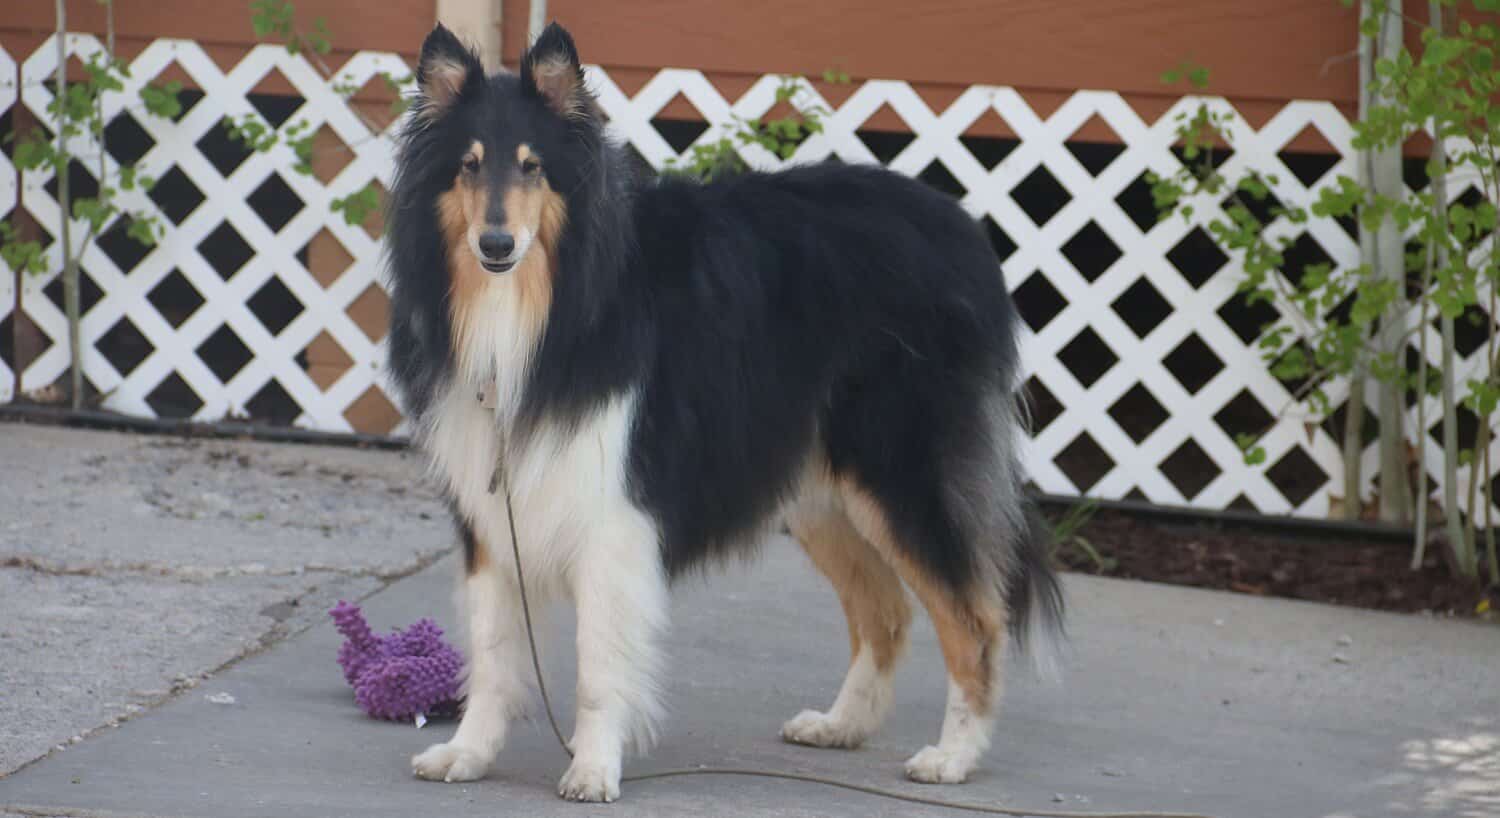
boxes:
[1423,37,1467,67]
[125,215,160,247]
[329,183,382,228]
[140,80,184,120]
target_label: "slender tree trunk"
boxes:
[1373,0,1411,522]
[54,0,81,411]
[1420,5,1468,573]
[1348,0,1378,521]
[528,0,548,42]
[1413,242,1432,566]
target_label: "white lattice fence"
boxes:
[2,36,1496,520]
[12,35,408,433]
[1,45,17,404]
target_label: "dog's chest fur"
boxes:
[419,276,642,595]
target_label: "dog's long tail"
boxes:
[1005,501,1066,676]
[975,387,1066,676]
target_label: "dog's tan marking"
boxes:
[528,57,588,119]
[463,520,490,575]
[438,149,567,378]
[420,57,471,118]
[791,510,911,672]
[469,140,484,163]
[517,143,533,164]
[437,181,488,328]
[838,481,1006,715]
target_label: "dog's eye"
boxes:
[461,154,480,174]
[521,157,542,176]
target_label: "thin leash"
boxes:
[490,450,1214,818]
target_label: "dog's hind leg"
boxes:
[413,515,535,783]
[840,485,1006,784]
[781,502,912,749]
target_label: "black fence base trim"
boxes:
[2,402,1417,543]
[0,402,410,450]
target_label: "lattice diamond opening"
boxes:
[1058,327,1117,388]
[1163,334,1224,394]
[1266,446,1328,507]
[247,173,305,233]
[1116,171,1161,233]
[96,317,151,377]
[650,98,711,155]
[1213,389,1275,443]
[858,126,917,164]
[1166,227,1229,288]
[1011,165,1071,227]
[1013,271,1067,332]
[147,269,204,328]
[246,378,300,425]
[198,222,256,280]
[959,109,1017,171]
[1280,232,1335,288]
[147,166,206,225]
[1061,221,1121,282]
[1159,439,1220,501]
[196,119,255,178]
[1108,383,1169,443]
[103,112,154,165]
[1276,125,1339,187]
[1112,278,1173,338]
[197,325,254,384]
[96,216,153,273]
[917,160,965,199]
[1217,290,1279,344]
[1024,376,1063,434]
[248,277,304,336]
[1064,114,1125,176]
[984,217,1018,264]
[1054,431,1114,493]
[43,268,103,316]
[44,158,100,203]
[145,372,203,418]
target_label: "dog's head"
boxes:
[411,22,599,279]
[386,22,622,416]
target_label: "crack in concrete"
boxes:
[0,545,455,781]
[0,554,443,582]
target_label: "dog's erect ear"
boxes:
[520,22,593,120]
[415,24,483,119]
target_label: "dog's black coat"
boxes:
[386,24,1061,641]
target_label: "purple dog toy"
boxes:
[330,600,464,721]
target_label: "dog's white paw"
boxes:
[412,742,490,783]
[904,745,974,784]
[558,757,621,802]
[780,709,868,749]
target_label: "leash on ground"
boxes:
[491,453,1215,818]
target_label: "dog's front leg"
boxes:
[558,518,667,802]
[413,530,535,783]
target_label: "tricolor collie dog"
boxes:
[387,22,1063,802]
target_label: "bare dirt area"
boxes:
[1047,506,1497,618]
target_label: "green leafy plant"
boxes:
[1154,1,1500,582]
[240,0,407,223]
[666,73,844,181]
[1047,499,1116,572]
[0,0,177,408]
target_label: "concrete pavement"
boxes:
[0,423,453,776]
[1,422,1497,817]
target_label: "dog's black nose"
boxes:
[478,229,515,260]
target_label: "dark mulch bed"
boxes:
[1046,507,1497,618]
